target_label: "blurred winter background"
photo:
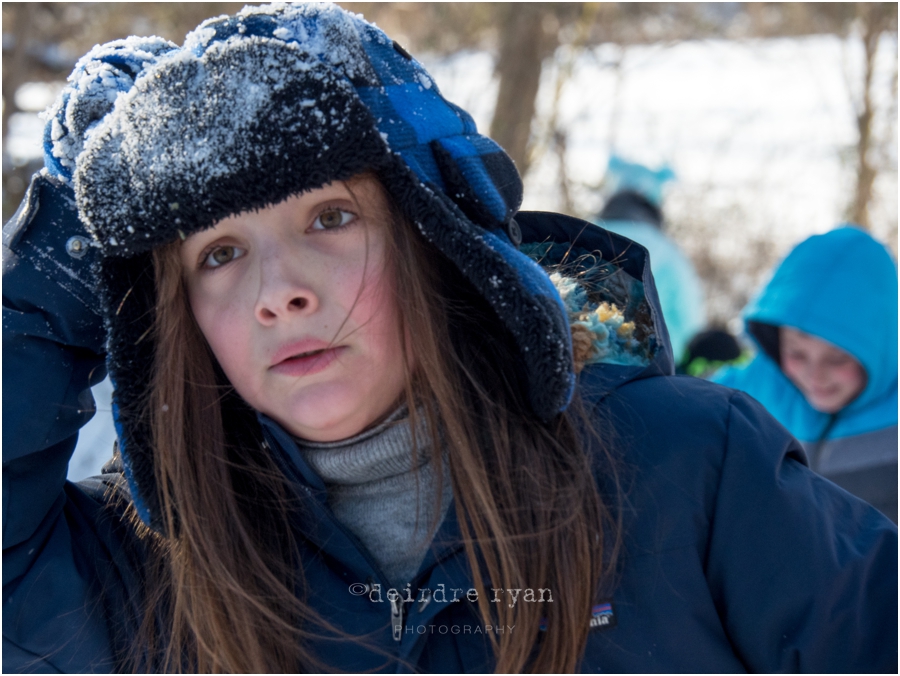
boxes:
[3,2,896,480]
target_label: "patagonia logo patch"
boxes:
[538,600,617,632]
[589,601,616,629]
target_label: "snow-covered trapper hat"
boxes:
[43,3,574,525]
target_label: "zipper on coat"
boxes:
[263,431,455,646]
[389,593,405,642]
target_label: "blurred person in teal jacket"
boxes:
[713,226,898,522]
[594,155,706,362]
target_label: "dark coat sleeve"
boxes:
[706,391,898,673]
[2,173,120,672]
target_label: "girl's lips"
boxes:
[271,338,333,365]
[270,346,345,377]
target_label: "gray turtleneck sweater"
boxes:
[296,408,453,588]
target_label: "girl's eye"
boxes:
[203,245,245,268]
[311,208,355,231]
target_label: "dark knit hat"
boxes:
[43,3,574,528]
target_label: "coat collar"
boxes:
[258,413,464,586]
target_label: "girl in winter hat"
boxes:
[3,4,896,673]
[713,226,898,522]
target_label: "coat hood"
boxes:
[517,211,673,389]
[744,226,898,415]
[715,225,897,442]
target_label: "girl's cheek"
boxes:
[782,357,804,381]
[837,363,867,392]
[190,290,246,360]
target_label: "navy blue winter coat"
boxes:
[3,175,897,673]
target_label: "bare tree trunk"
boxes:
[849,3,890,230]
[489,4,560,175]
[607,48,626,154]
[544,3,600,215]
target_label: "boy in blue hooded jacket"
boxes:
[714,226,898,522]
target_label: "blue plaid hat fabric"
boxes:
[44,3,574,528]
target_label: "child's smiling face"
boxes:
[780,326,867,414]
[181,176,408,442]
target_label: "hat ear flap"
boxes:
[430,136,522,230]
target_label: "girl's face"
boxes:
[780,326,866,414]
[181,177,407,442]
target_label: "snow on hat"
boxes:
[43,2,574,528]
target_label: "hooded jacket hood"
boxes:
[518,212,673,387]
[717,226,898,441]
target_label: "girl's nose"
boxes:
[254,254,318,325]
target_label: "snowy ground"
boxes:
[68,377,117,480]
[7,32,893,481]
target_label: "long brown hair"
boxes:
[132,175,619,672]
